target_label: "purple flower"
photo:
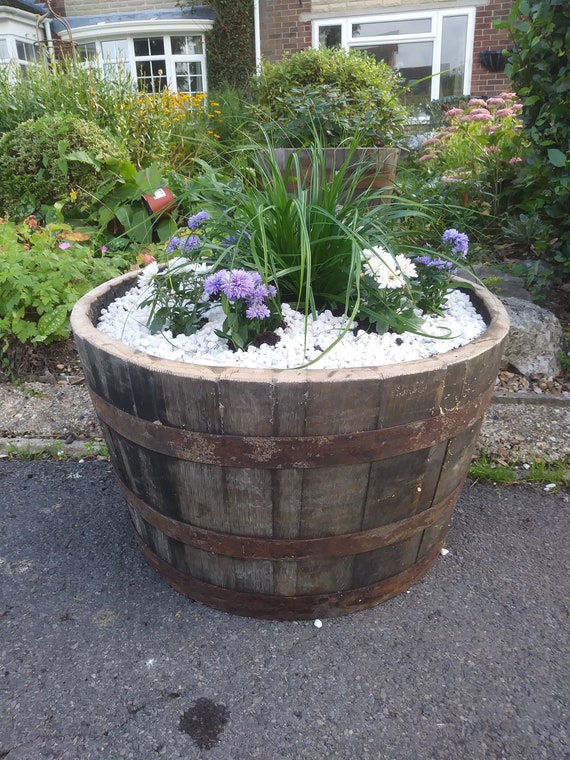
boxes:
[166,234,200,254]
[166,236,181,253]
[415,256,454,271]
[245,301,271,320]
[226,269,256,300]
[442,228,469,256]
[204,269,230,296]
[187,211,210,230]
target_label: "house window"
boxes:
[315,9,475,103]
[78,34,207,95]
[0,37,40,71]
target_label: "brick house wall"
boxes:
[259,0,515,96]
[259,0,312,63]
[471,0,513,96]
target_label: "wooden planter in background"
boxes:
[272,147,400,203]
[71,272,509,620]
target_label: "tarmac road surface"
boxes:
[1,460,568,760]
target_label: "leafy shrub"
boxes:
[0,114,127,220]
[0,217,131,344]
[503,0,570,273]
[251,47,409,147]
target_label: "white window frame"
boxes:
[0,8,44,70]
[313,8,476,101]
[62,19,213,94]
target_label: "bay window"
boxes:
[78,34,207,95]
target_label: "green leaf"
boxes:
[547,148,567,167]
[66,150,101,168]
[135,164,164,194]
[35,305,69,342]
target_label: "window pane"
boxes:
[352,18,431,38]
[0,39,9,60]
[440,15,468,97]
[16,40,38,62]
[318,25,342,49]
[362,41,433,102]
[149,37,164,56]
[133,38,149,57]
[175,61,203,94]
[77,42,97,62]
[101,39,128,59]
[136,59,167,93]
[171,35,203,55]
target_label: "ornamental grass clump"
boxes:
[138,140,475,363]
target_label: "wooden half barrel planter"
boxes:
[71,273,509,620]
[271,147,400,202]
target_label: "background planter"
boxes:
[71,273,508,620]
[272,147,399,203]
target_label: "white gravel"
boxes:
[96,275,487,369]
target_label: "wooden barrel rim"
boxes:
[121,477,460,560]
[70,272,510,385]
[134,531,444,620]
[90,386,493,469]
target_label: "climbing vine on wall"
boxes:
[182,0,255,89]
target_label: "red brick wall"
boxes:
[471,0,514,96]
[259,0,312,63]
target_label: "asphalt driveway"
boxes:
[1,460,568,759]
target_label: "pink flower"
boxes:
[496,108,515,117]
[512,103,523,111]
[509,157,523,164]
[58,242,71,249]
[486,97,505,106]
[469,108,492,117]
[101,246,108,253]
[500,92,517,100]
[485,145,499,153]
[421,137,440,146]
[460,113,493,122]
[143,253,156,265]
[468,98,488,107]
[419,153,438,161]
[444,107,464,119]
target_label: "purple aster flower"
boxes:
[181,234,200,252]
[415,256,454,271]
[187,211,210,230]
[225,269,256,300]
[166,235,181,253]
[166,234,200,254]
[204,269,230,296]
[245,301,271,320]
[442,228,469,256]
